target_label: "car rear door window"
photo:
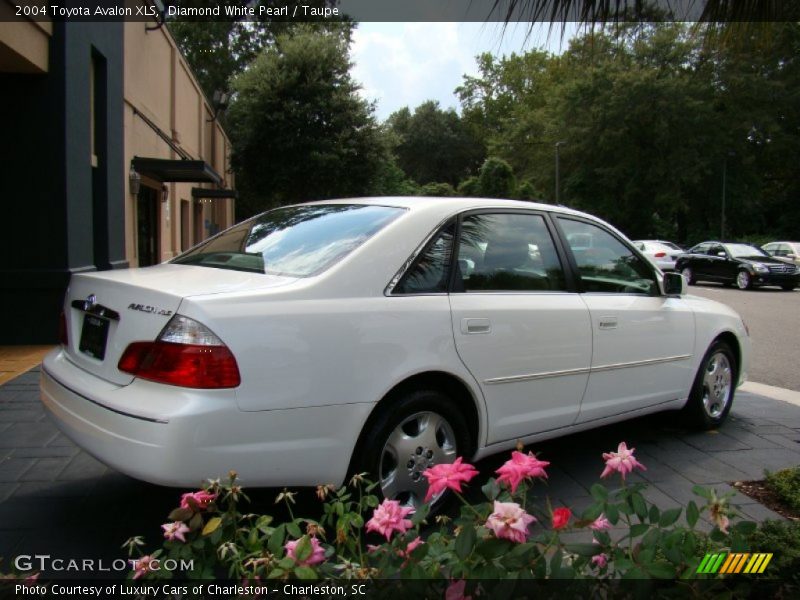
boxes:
[394,222,455,294]
[455,213,567,292]
[558,218,658,295]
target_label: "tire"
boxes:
[736,270,753,290]
[680,266,695,285]
[781,284,796,291]
[354,389,472,510]
[680,340,737,429]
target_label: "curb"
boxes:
[740,381,800,407]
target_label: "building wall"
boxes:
[123,21,234,267]
[0,20,125,343]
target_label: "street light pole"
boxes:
[555,141,566,204]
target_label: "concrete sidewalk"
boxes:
[1,365,799,572]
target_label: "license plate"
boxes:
[79,314,110,360]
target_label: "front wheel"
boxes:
[680,340,737,429]
[781,284,796,291]
[354,389,472,510]
[736,270,753,290]
[680,266,695,285]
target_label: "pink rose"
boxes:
[590,514,611,531]
[600,442,646,480]
[592,553,608,569]
[284,536,325,567]
[485,500,536,544]
[551,507,572,530]
[179,490,217,511]
[132,555,154,580]
[422,457,479,502]
[366,499,414,541]
[445,579,472,600]
[495,451,550,493]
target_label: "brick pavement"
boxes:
[1,366,799,575]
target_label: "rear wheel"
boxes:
[781,284,796,291]
[355,389,471,509]
[681,340,737,429]
[680,266,695,285]
[736,270,753,290]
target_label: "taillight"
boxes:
[118,315,240,388]
[59,311,68,346]
[654,252,667,258]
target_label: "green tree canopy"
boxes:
[386,101,485,186]
[227,25,386,216]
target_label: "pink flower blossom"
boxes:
[284,536,326,567]
[365,499,414,541]
[397,536,424,566]
[23,573,40,586]
[600,442,646,480]
[179,490,217,511]
[445,579,472,600]
[592,553,608,569]
[552,507,572,530]
[161,521,191,543]
[495,451,550,493]
[423,457,479,502]
[485,500,536,544]
[132,555,155,580]
[590,514,611,531]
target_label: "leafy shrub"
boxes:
[764,467,800,513]
[747,519,800,580]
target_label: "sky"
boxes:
[350,22,580,122]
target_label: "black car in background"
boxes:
[676,241,799,290]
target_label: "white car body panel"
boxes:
[40,197,750,488]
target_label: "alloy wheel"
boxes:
[702,352,732,419]
[736,271,751,289]
[378,411,457,508]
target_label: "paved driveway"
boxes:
[2,367,799,575]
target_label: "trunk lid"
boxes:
[63,264,297,385]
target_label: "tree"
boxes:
[227,25,386,216]
[168,1,347,98]
[478,157,516,198]
[386,101,485,186]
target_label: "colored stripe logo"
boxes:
[696,552,772,574]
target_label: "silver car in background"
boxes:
[633,240,684,271]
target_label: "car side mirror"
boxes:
[716,251,726,258]
[663,272,685,296]
[787,254,797,260]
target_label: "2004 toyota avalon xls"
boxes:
[41,198,750,507]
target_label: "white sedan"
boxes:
[41,198,749,506]
[633,240,684,271]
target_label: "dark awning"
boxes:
[192,187,238,199]
[132,157,222,184]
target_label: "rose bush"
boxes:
[116,440,769,593]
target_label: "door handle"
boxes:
[598,316,617,330]
[461,318,491,334]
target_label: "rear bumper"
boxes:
[40,349,371,488]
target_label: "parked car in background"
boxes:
[632,240,684,271]
[676,241,800,290]
[762,241,800,266]
[41,198,750,508]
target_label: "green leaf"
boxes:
[202,517,222,536]
[266,568,284,579]
[649,505,660,524]
[294,535,312,562]
[647,561,678,579]
[411,502,430,526]
[481,478,501,501]
[630,523,649,538]
[564,543,603,557]
[267,524,286,556]
[593,530,611,546]
[659,507,682,527]
[606,503,620,524]
[255,515,274,533]
[455,525,477,560]
[734,520,757,536]
[581,503,603,522]
[692,485,712,500]
[631,492,648,521]
[294,566,317,580]
[476,538,508,560]
[590,483,608,502]
[286,521,302,539]
[168,507,193,522]
[686,501,699,528]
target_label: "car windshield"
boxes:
[724,243,768,259]
[172,204,405,276]
[660,242,682,251]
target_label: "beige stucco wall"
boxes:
[123,21,234,267]
[0,1,51,73]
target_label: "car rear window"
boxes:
[173,204,405,277]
